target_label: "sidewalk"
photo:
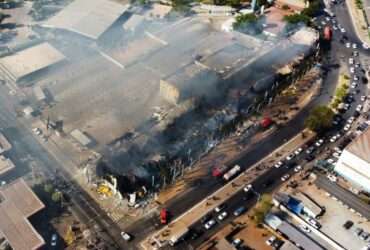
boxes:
[346,0,370,45]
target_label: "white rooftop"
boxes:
[0,43,65,82]
[43,0,130,40]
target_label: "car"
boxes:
[356,104,363,112]
[307,217,321,229]
[355,63,361,68]
[294,165,302,172]
[361,95,367,101]
[217,211,228,221]
[334,147,342,153]
[332,152,341,158]
[266,236,276,246]
[360,232,370,241]
[305,154,315,162]
[327,174,337,182]
[233,206,246,216]
[327,158,336,164]
[51,234,57,246]
[286,153,295,161]
[348,116,355,124]
[350,67,355,73]
[306,146,315,154]
[243,184,252,192]
[351,82,358,88]
[330,135,338,143]
[294,147,303,155]
[353,50,359,56]
[120,231,132,241]
[232,238,243,247]
[214,204,226,213]
[346,42,351,48]
[343,220,354,229]
[315,139,324,147]
[355,227,364,236]
[32,127,42,135]
[363,43,369,49]
[353,43,358,49]
[321,20,326,25]
[281,174,290,182]
[200,214,213,224]
[204,219,216,230]
[341,27,346,33]
[274,161,283,168]
[333,25,338,30]
[300,224,311,233]
[325,16,330,21]
[349,57,354,64]
[354,75,359,81]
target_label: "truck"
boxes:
[212,165,229,177]
[160,208,168,224]
[223,165,241,181]
[323,26,332,41]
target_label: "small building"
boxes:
[122,14,145,32]
[70,129,92,147]
[23,106,34,116]
[0,155,15,176]
[0,133,11,155]
[0,178,45,250]
[0,43,65,84]
[335,127,370,192]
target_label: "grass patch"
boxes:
[330,74,350,110]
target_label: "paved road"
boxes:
[315,175,370,219]
[0,88,130,249]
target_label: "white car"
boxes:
[354,75,359,81]
[327,158,336,164]
[350,67,355,73]
[274,161,283,168]
[352,43,358,49]
[351,82,358,88]
[333,152,341,158]
[356,104,363,112]
[349,57,354,64]
[334,147,342,153]
[361,95,367,101]
[232,238,243,247]
[300,224,311,233]
[217,211,228,221]
[266,236,276,246]
[32,128,42,135]
[294,147,303,155]
[327,174,337,182]
[329,135,337,143]
[51,234,57,246]
[286,153,295,161]
[315,139,324,147]
[325,16,330,21]
[363,43,369,49]
[341,28,346,33]
[204,219,216,230]
[355,63,361,68]
[348,116,355,124]
[346,42,351,48]
[321,21,326,25]
[120,232,132,241]
[333,25,338,30]
[243,184,252,192]
[344,123,351,131]
[294,165,302,172]
[281,174,290,182]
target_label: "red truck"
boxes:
[212,165,229,177]
[160,208,168,224]
[323,26,332,41]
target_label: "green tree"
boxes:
[305,105,334,132]
[251,194,272,225]
[51,191,62,203]
[233,13,262,34]
[302,0,321,17]
[283,14,310,25]
[44,183,54,193]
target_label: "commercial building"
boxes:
[0,43,65,83]
[42,0,130,40]
[335,127,370,192]
[0,178,45,250]
[265,213,324,250]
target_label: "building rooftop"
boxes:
[145,3,172,19]
[0,178,45,250]
[70,129,92,146]
[43,0,129,40]
[345,126,370,163]
[293,192,323,217]
[0,133,11,155]
[0,155,15,176]
[0,43,65,82]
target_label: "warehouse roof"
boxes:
[71,129,92,146]
[0,43,65,82]
[346,126,370,163]
[0,178,45,250]
[43,0,130,40]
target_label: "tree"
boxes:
[233,14,262,34]
[305,105,334,132]
[251,194,272,225]
[44,183,54,193]
[51,191,63,203]
[283,14,310,25]
[302,0,321,17]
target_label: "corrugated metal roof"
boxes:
[345,126,370,163]
[43,0,129,40]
